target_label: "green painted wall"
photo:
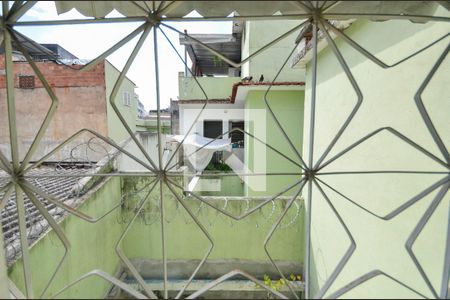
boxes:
[244,90,305,197]
[241,20,305,82]
[178,76,240,100]
[194,174,245,196]
[8,177,123,298]
[121,177,304,264]
[302,9,450,298]
[105,61,139,144]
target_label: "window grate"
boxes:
[18,75,35,89]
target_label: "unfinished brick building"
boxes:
[0,46,138,162]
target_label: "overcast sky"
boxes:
[16,1,232,110]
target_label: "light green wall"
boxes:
[9,174,304,298]
[245,90,304,197]
[178,76,240,100]
[303,11,450,298]
[8,177,123,299]
[121,177,304,264]
[241,20,305,82]
[105,61,138,144]
[193,174,245,196]
[136,118,171,133]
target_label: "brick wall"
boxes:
[0,55,105,88]
[0,56,109,161]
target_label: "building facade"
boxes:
[0,50,138,162]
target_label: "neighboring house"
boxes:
[293,5,449,298]
[137,98,147,118]
[176,19,306,197]
[0,44,139,162]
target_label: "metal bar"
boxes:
[313,179,356,298]
[166,127,303,173]
[158,26,210,171]
[322,1,340,12]
[6,0,36,22]
[327,270,429,299]
[109,23,160,171]
[153,27,163,170]
[315,175,450,221]
[153,26,169,298]
[415,42,450,164]
[0,215,9,299]
[21,184,71,299]
[442,202,450,299]
[264,180,307,299]
[7,1,25,18]
[11,17,147,26]
[162,14,312,22]
[308,21,318,170]
[0,183,14,210]
[8,279,26,299]
[15,184,34,298]
[405,181,449,299]
[158,179,169,299]
[3,22,20,172]
[157,1,179,16]
[161,22,240,68]
[304,180,312,298]
[319,127,448,172]
[51,270,147,299]
[239,19,310,66]
[10,29,59,174]
[80,23,146,72]
[324,20,450,69]
[314,18,362,170]
[173,19,309,70]
[317,171,449,175]
[295,1,314,12]
[186,269,288,299]
[24,129,155,174]
[115,178,159,299]
[321,13,450,23]
[20,179,123,223]
[263,27,310,170]
[0,150,12,174]
[166,176,304,220]
[165,181,214,299]
[131,1,149,15]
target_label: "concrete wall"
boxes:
[8,177,123,298]
[121,177,304,268]
[245,90,305,197]
[104,61,138,144]
[241,20,305,82]
[0,57,108,161]
[302,12,449,298]
[178,75,240,100]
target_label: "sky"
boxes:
[15,1,232,111]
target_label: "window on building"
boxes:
[122,91,131,106]
[203,120,223,139]
[204,120,224,164]
[229,120,245,148]
[19,75,35,89]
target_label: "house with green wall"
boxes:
[1,1,448,299]
[292,5,449,298]
[176,19,306,198]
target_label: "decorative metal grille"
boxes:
[0,1,449,299]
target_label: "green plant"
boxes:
[262,273,303,298]
[204,161,232,171]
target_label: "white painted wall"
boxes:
[178,104,245,139]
